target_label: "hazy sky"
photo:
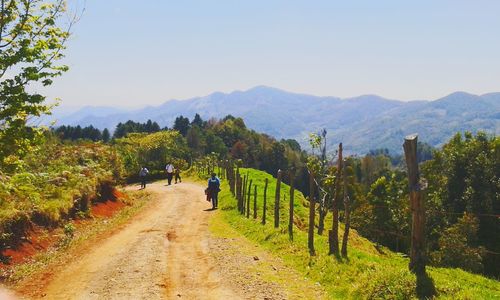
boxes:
[44,0,500,108]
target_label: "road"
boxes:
[15,180,326,300]
[36,181,238,299]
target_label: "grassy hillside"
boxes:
[210,168,500,299]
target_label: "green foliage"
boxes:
[63,222,75,238]
[422,131,499,276]
[0,138,123,251]
[431,213,485,273]
[113,119,161,139]
[173,115,190,136]
[53,125,104,141]
[0,0,72,166]
[115,130,189,176]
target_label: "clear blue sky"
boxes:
[46,0,500,108]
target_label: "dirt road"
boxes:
[33,181,238,299]
[17,180,326,300]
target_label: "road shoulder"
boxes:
[209,211,328,300]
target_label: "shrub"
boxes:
[431,213,485,273]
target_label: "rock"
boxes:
[253,256,259,261]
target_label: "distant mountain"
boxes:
[46,86,500,154]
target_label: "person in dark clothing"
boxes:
[139,166,149,189]
[174,168,182,184]
[207,172,220,209]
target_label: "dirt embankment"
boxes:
[1,190,127,272]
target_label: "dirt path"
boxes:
[17,180,326,300]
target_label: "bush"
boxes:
[431,213,485,273]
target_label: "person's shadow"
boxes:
[203,208,217,212]
[416,271,437,299]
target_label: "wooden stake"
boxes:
[274,170,282,228]
[308,169,316,255]
[329,143,342,255]
[404,134,426,274]
[253,185,258,219]
[341,159,351,257]
[242,175,247,215]
[236,175,242,212]
[262,178,268,225]
[246,179,252,218]
[289,170,295,241]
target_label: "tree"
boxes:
[431,213,485,273]
[422,132,499,276]
[0,0,74,167]
[281,138,301,152]
[186,125,205,157]
[173,115,190,136]
[191,113,204,128]
[102,128,110,142]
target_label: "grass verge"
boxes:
[205,168,500,299]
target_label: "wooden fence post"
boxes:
[246,179,252,218]
[253,185,258,219]
[329,142,342,255]
[235,166,240,201]
[274,170,282,228]
[242,175,247,215]
[289,170,295,241]
[404,134,426,274]
[308,169,316,255]
[341,158,351,257]
[236,175,242,212]
[262,178,268,225]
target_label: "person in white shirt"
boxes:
[165,162,174,185]
[139,166,149,189]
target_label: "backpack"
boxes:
[208,178,220,191]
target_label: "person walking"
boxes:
[207,172,221,209]
[139,166,149,189]
[174,167,182,184]
[165,162,174,185]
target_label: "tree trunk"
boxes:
[329,143,342,255]
[308,169,316,256]
[318,207,326,235]
[246,179,252,218]
[262,178,268,225]
[289,171,295,241]
[253,185,258,219]
[341,160,350,257]
[404,134,426,274]
[274,170,282,228]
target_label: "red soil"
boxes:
[0,226,58,268]
[91,200,126,218]
[1,189,126,270]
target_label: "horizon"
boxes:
[43,1,500,108]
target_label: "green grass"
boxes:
[210,168,500,299]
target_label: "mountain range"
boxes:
[44,86,500,154]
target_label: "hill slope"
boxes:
[212,168,500,299]
[48,86,499,154]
